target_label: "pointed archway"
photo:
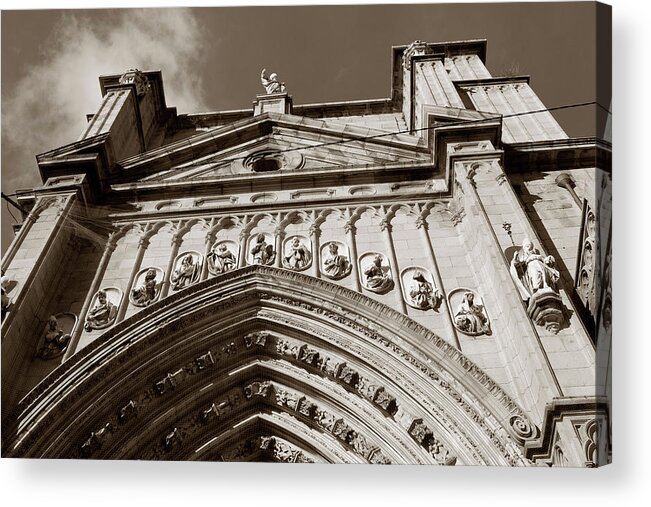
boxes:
[3,266,538,464]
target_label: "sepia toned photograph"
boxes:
[1,1,611,471]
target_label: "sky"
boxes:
[0,2,608,252]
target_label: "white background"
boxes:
[1,0,648,505]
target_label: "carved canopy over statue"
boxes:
[509,238,560,301]
[260,68,286,94]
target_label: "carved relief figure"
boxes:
[260,68,286,94]
[84,289,118,330]
[170,253,201,290]
[510,238,560,301]
[207,242,237,275]
[37,315,72,360]
[250,233,275,265]
[131,268,160,306]
[1,275,11,312]
[322,242,351,279]
[362,253,393,293]
[283,236,311,270]
[407,270,440,310]
[453,291,490,335]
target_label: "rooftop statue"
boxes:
[261,68,286,94]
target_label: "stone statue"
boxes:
[509,238,560,301]
[1,275,11,312]
[363,254,392,292]
[207,243,237,274]
[131,268,159,306]
[37,315,71,359]
[322,242,351,279]
[251,234,275,265]
[453,291,490,335]
[283,237,311,270]
[408,271,439,309]
[170,254,200,290]
[260,68,286,94]
[85,290,118,330]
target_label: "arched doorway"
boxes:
[3,266,537,464]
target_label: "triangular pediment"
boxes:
[116,112,431,185]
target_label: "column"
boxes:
[344,220,362,292]
[238,230,248,268]
[160,233,183,298]
[64,233,118,360]
[416,215,461,349]
[309,224,321,278]
[201,231,215,281]
[274,228,285,268]
[116,235,150,322]
[380,218,407,314]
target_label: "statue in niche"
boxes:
[322,242,351,279]
[251,234,275,265]
[453,291,490,335]
[363,254,392,292]
[1,275,11,312]
[131,268,159,306]
[283,237,311,270]
[207,243,237,274]
[85,290,118,331]
[170,254,200,290]
[260,68,286,94]
[37,315,72,360]
[408,270,440,310]
[509,238,561,301]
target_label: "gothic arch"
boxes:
[3,266,537,464]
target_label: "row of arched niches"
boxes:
[41,204,493,361]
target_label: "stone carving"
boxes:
[163,427,181,451]
[244,381,272,399]
[401,267,442,310]
[118,68,149,96]
[260,436,314,463]
[408,419,456,465]
[130,267,163,307]
[321,241,352,280]
[207,241,238,275]
[84,288,120,330]
[448,289,490,336]
[509,238,565,333]
[249,233,275,266]
[81,422,112,458]
[36,313,75,360]
[508,415,538,445]
[118,400,137,424]
[282,235,312,271]
[244,331,268,348]
[402,40,434,69]
[1,275,15,313]
[260,68,286,94]
[359,252,393,293]
[170,251,202,291]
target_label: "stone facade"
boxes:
[1,39,611,466]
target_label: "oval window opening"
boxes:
[252,157,281,172]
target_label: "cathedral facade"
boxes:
[1,39,611,465]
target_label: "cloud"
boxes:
[1,8,208,192]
